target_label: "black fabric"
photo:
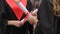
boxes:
[35,0,55,34]
[0,0,33,34]
[57,18,60,34]
[0,0,7,34]
[54,16,60,34]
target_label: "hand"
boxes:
[8,20,23,27]
[12,21,23,27]
[28,16,38,25]
[28,11,38,25]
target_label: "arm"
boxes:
[8,20,23,27]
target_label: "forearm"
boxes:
[8,20,18,25]
[7,20,22,27]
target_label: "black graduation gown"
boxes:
[2,0,33,34]
[0,0,7,34]
[35,0,55,34]
[54,16,60,34]
[57,17,60,34]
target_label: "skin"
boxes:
[28,11,38,25]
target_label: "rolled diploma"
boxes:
[17,2,38,23]
[17,2,30,15]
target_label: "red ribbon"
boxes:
[6,0,27,20]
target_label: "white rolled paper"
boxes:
[17,2,29,14]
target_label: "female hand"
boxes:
[28,11,38,25]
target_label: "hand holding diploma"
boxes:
[14,0,38,25]
[28,10,38,25]
[28,14,38,25]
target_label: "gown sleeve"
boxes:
[35,0,54,34]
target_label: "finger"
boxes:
[32,13,37,16]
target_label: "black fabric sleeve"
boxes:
[35,0,54,34]
[0,0,8,34]
[26,0,33,11]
